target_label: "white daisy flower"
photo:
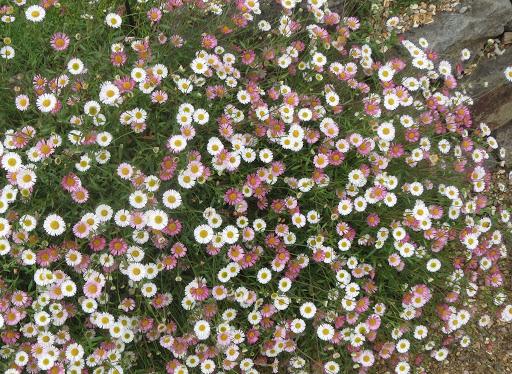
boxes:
[129,191,148,209]
[311,52,327,66]
[256,268,272,284]
[299,302,317,319]
[130,108,147,124]
[348,169,366,187]
[325,91,339,106]
[338,199,353,216]
[190,58,208,74]
[131,67,146,83]
[0,218,11,238]
[193,109,209,125]
[178,171,196,189]
[141,282,157,298]
[377,122,395,141]
[254,106,269,121]
[383,93,400,110]
[99,81,120,105]
[37,354,54,370]
[194,224,213,244]
[176,78,193,94]
[194,320,211,340]
[317,323,334,341]
[0,46,15,59]
[25,5,45,22]
[395,361,410,374]
[146,209,168,231]
[162,189,182,209]
[396,338,410,353]
[43,214,66,236]
[105,13,122,28]
[152,63,168,78]
[167,135,187,153]
[222,225,239,244]
[19,214,36,232]
[297,108,312,121]
[426,258,441,272]
[126,263,146,282]
[96,132,112,147]
[378,65,395,82]
[290,318,306,334]
[237,90,251,104]
[505,66,512,83]
[0,239,10,255]
[461,48,471,61]
[1,152,22,172]
[15,95,30,111]
[96,204,113,222]
[67,58,85,75]
[36,93,57,113]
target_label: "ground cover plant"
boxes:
[1,0,512,373]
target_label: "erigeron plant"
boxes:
[0,1,511,373]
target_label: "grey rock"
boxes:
[495,121,512,167]
[405,0,512,60]
[404,0,512,162]
[506,18,512,32]
[467,47,512,130]
[458,5,470,14]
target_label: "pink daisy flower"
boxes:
[109,238,128,256]
[147,7,162,23]
[61,173,82,192]
[50,32,70,51]
[71,187,89,204]
[161,255,177,270]
[367,213,380,227]
[224,188,243,206]
[73,221,90,239]
[164,219,182,236]
[83,280,102,299]
[115,76,136,93]
[170,242,187,258]
[189,284,209,301]
[111,51,127,67]
[241,50,255,65]
[201,34,217,49]
[89,235,106,252]
[151,90,168,104]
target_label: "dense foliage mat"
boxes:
[1,1,512,373]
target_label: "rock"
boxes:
[402,0,512,141]
[458,5,470,14]
[495,121,512,167]
[467,47,512,130]
[405,0,512,59]
[507,18,512,32]
[402,0,512,162]
[503,32,512,45]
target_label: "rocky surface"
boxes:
[403,0,512,165]
[496,120,512,167]
[469,47,512,130]
[328,0,512,164]
[405,0,512,60]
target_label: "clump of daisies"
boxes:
[0,1,511,374]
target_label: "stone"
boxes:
[458,5,470,14]
[405,0,512,59]
[506,18,512,32]
[401,0,512,164]
[503,32,512,45]
[467,47,512,130]
[495,121,512,167]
